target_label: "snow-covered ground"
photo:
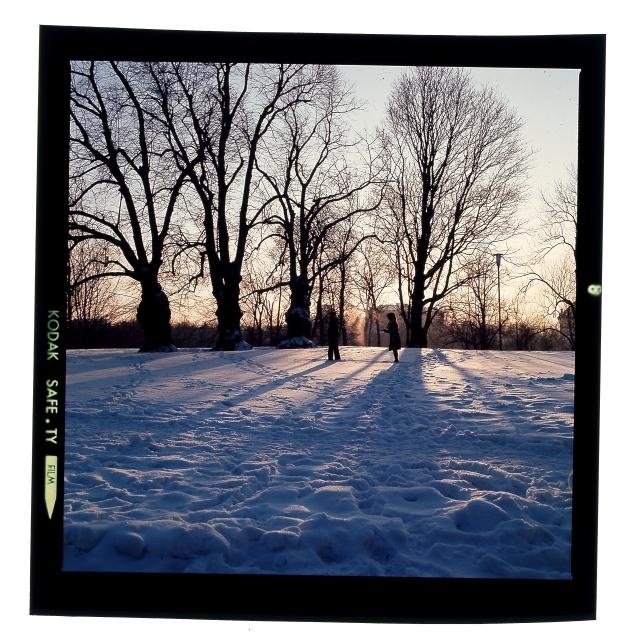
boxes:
[63,347,574,579]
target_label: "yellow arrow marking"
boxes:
[45,456,57,519]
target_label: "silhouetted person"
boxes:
[327,310,341,361]
[383,312,401,362]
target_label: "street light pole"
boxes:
[495,253,503,350]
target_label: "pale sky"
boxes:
[467,66,579,198]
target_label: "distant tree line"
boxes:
[67,305,571,351]
[68,61,575,352]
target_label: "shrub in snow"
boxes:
[277,336,315,348]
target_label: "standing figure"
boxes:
[383,312,401,362]
[327,310,341,361]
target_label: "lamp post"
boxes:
[495,253,503,350]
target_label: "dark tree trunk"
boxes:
[408,255,429,348]
[313,294,324,344]
[136,277,175,352]
[273,290,283,343]
[257,318,264,346]
[313,273,326,345]
[408,295,428,348]
[213,276,247,351]
[285,274,312,339]
[409,325,428,348]
[203,180,250,350]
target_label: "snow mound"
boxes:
[450,498,510,532]
[111,529,146,558]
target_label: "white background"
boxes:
[1,1,627,638]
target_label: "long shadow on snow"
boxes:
[257,346,450,470]
[257,347,572,578]
[258,345,572,501]
[66,348,258,390]
[193,349,394,413]
[219,359,336,407]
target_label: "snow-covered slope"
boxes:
[63,347,574,578]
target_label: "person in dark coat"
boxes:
[327,310,341,361]
[383,312,401,362]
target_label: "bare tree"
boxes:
[382,66,529,347]
[322,218,364,345]
[69,61,197,351]
[256,66,385,346]
[522,167,577,348]
[67,240,127,328]
[150,62,319,350]
[352,238,395,346]
[444,254,501,349]
[240,241,288,346]
[504,288,546,351]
